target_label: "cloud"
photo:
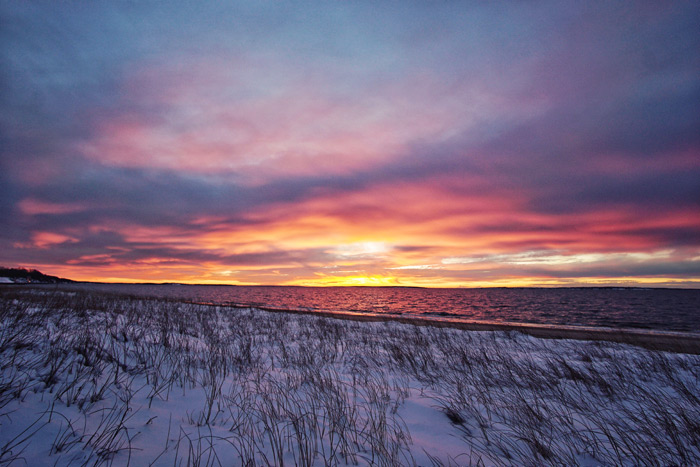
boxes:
[1,1,699,285]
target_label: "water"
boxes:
[51,283,700,333]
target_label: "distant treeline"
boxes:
[0,267,74,283]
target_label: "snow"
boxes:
[0,287,699,466]
[0,277,13,283]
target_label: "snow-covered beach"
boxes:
[1,286,699,466]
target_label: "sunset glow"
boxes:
[1,2,699,287]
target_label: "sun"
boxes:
[288,274,400,287]
[341,275,398,286]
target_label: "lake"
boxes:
[48,283,700,333]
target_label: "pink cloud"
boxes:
[77,55,541,183]
[18,198,88,216]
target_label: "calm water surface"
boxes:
[55,284,700,333]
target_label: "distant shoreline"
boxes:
[23,281,700,290]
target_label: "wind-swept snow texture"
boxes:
[1,286,699,466]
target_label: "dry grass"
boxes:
[1,285,699,466]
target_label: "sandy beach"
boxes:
[231,303,700,355]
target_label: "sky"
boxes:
[1,1,699,287]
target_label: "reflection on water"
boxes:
[53,284,700,332]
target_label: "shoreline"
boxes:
[221,303,700,355]
[4,284,699,353]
